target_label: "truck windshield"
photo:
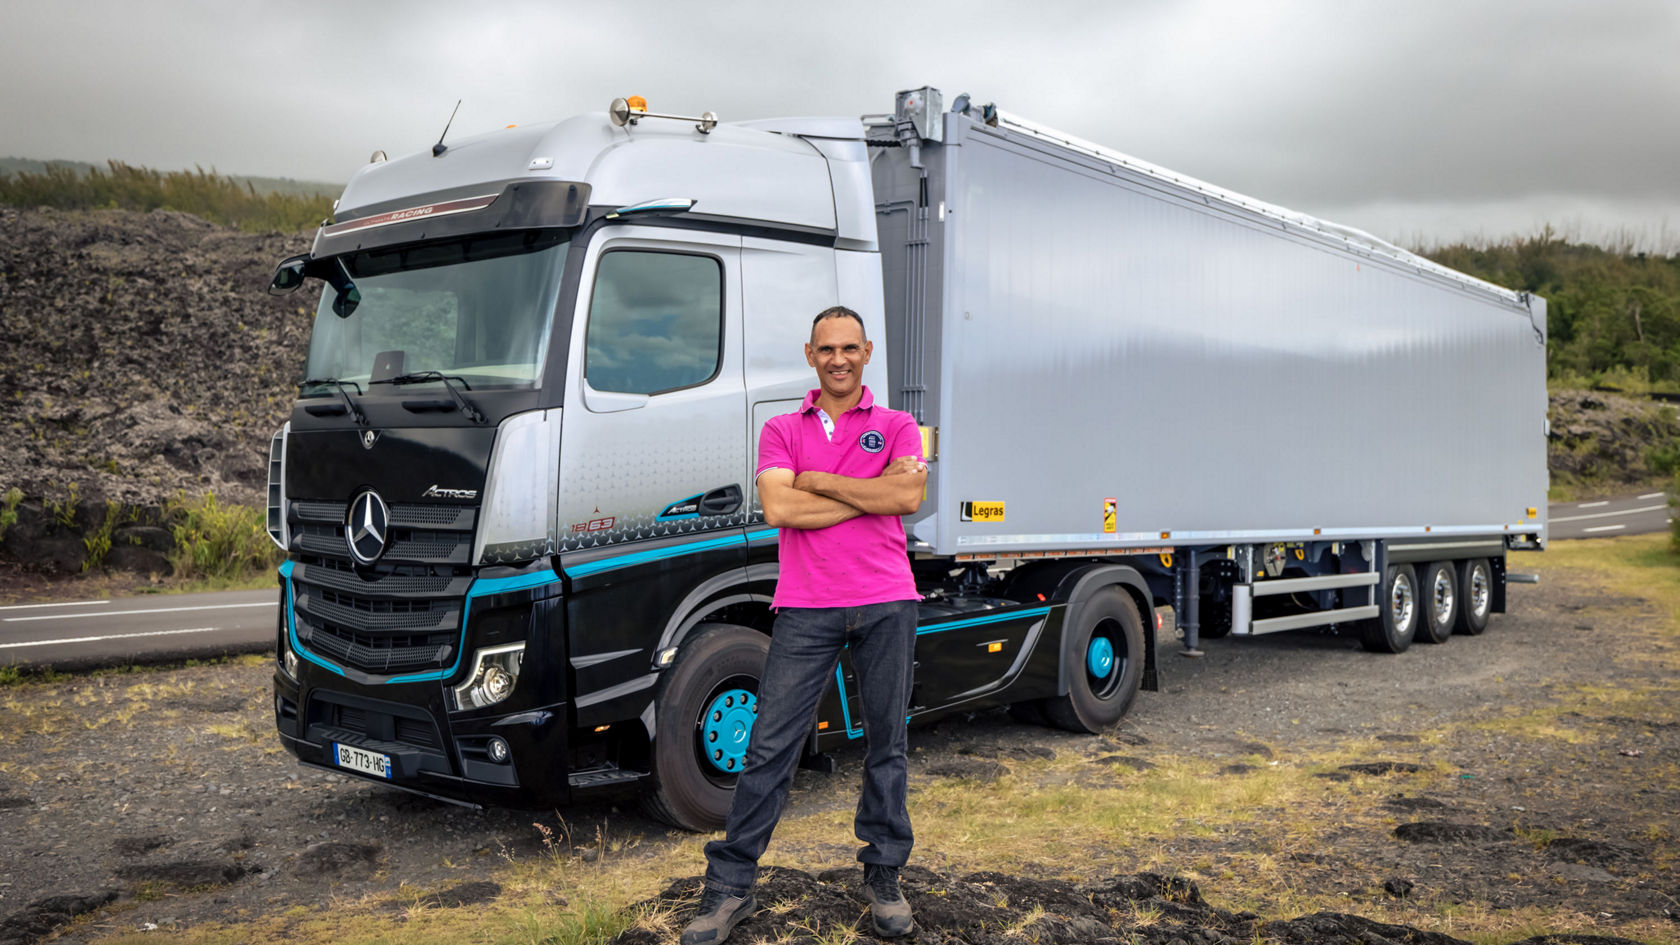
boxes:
[302,231,568,390]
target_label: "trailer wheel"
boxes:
[1416,561,1456,644]
[643,624,769,832]
[1453,558,1493,635]
[1360,564,1418,653]
[1046,587,1144,733]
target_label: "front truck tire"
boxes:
[1416,560,1457,644]
[1045,586,1146,733]
[644,624,770,832]
[1454,557,1493,635]
[1360,564,1418,653]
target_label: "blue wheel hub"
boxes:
[1087,636,1115,679]
[702,688,757,774]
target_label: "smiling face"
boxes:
[806,313,872,404]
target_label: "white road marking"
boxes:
[0,599,110,612]
[1639,492,1666,500]
[1583,524,1626,533]
[1551,504,1666,524]
[0,627,221,650]
[3,602,274,623]
[1577,501,1609,508]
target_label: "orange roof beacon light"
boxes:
[609,96,719,135]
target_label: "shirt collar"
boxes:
[800,385,875,414]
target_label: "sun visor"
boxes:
[311,180,590,258]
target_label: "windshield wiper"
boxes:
[299,378,367,426]
[374,371,487,424]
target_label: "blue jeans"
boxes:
[702,600,917,895]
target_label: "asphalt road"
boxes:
[1546,490,1670,540]
[0,492,1667,671]
[0,588,276,671]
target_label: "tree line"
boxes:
[1424,228,1680,390]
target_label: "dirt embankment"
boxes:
[0,207,310,575]
[0,550,1675,945]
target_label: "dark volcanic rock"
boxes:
[1339,761,1425,776]
[0,890,118,945]
[0,207,311,572]
[1393,822,1513,844]
[1384,795,1448,811]
[115,858,247,887]
[414,880,501,909]
[295,840,382,875]
[926,758,1009,781]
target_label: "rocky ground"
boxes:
[0,551,1674,944]
[0,207,309,576]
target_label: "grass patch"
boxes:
[165,493,283,583]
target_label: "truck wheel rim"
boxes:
[1087,636,1115,679]
[1390,575,1415,630]
[1470,566,1490,617]
[1433,572,1454,620]
[701,688,757,774]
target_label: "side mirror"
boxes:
[326,257,360,319]
[268,254,309,295]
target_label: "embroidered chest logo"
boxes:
[858,430,885,453]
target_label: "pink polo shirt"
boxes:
[756,386,923,609]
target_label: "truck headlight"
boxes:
[452,643,525,710]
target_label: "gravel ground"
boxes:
[0,552,1676,945]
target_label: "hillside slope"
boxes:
[0,206,310,510]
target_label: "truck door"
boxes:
[556,227,747,571]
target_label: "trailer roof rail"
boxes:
[987,108,1524,309]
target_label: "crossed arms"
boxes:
[758,457,927,529]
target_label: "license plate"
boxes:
[333,742,392,779]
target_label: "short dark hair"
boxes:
[811,305,866,341]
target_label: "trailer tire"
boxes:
[1454,558,1493,635]
[1045,587,1145,733]
[1416,561,1457,644]
[1360,564,1418,653]
[643,624,770,832]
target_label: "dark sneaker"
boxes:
[862,864,914,937]
[680,886,756,945]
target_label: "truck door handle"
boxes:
[699,484,743,516]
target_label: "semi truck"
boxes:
[264,87,1547,831]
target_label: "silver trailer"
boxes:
[264,87,1544,830]
[870,88,1546,643]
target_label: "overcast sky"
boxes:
[5,0,1677,250]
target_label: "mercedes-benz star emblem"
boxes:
[346,490,389,565]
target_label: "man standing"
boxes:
[682,306,927,945]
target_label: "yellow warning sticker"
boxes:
[1103,497,1117,534]
[960,501,1006,523]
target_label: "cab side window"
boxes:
[585,250,723,395]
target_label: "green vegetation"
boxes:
[1423,228,1680,388]
[0,487,20,542]
[0,160,333,233]
[80,500,122,573]
[165,492,283,581]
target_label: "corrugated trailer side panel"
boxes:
[887,114,1547,556]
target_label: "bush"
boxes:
[166,492,282,580]
[0,161,332,233]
